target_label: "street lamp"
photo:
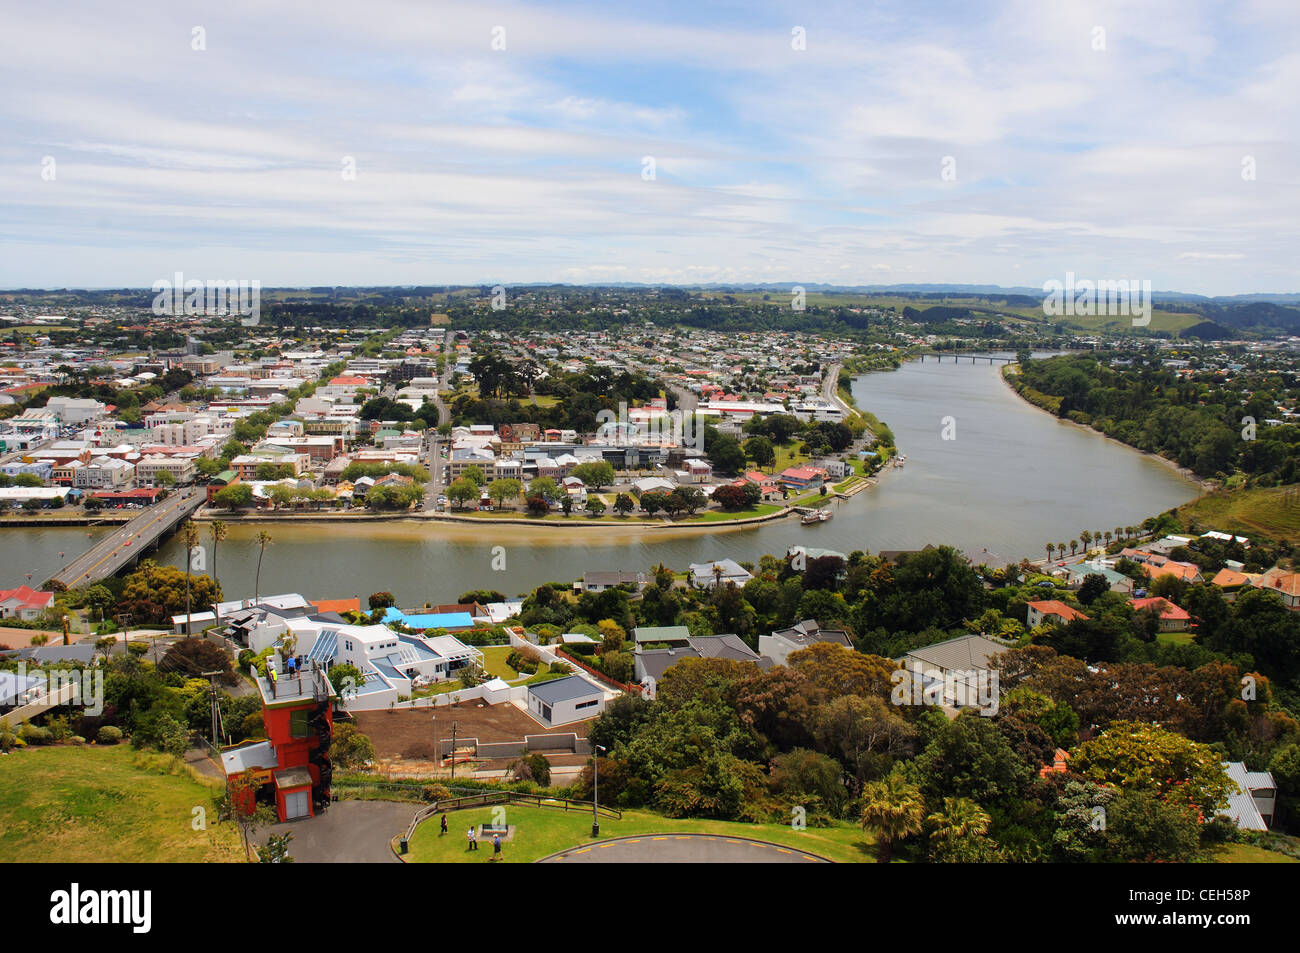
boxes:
[592,744,606,838]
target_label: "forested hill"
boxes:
[1008,354,1299,483]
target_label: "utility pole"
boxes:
[450,721,458,780]
[201,671,223,748]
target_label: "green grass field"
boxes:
[406,802,873,863]
[1172,484,1300,544]
[0,745,243,862]
[1210,843,1299,863]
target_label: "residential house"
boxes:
[1219,762,1276,831]
[526,675,605,727]
[688,558,753,589]
[0,585,55,620]
[758,619,854,667]
[1129,596,1191,632]
[1026,600,1089,628]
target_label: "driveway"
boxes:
[256,799,420,863]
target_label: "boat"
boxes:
[818,508,832,522]
[800,511,820,525]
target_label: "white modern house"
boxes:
[1220,762,1277,831]
[526,675,605,727]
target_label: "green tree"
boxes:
[447,477,479,510]
[571,460,615,489]
[859,773,925,863]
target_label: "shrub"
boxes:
[549,661,572,675]
[69,735,86,746]
[18,724,53,745]
[97,725,124,745]
[525,752,552,787]
[421,783,452,803]
[0,730,18,752]
[507,647,541,675]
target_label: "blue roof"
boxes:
[382,607,474,630]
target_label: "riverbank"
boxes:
[1000,363,1211,493]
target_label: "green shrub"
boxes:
[421,783,452,802]
[18,723,53,745]
[97,725,123,745]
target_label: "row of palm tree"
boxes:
[1043,525,1141,563]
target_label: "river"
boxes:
[0,356,1200,605]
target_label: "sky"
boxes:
[1,0,1297,294]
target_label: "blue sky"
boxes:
[1,0,1296,294]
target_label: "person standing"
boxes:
[440,814,448,836]
[467,827,477,851]
[492,833,502,862]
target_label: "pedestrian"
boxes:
[440,814,448,836]
[492,833,502,861]
[467,827,477,851]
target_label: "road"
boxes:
[52,488,204,587]
[540,833,829,864]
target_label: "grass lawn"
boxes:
[1210,843,1299,863]
[479,645,521,680]
[0,745,243,862]
[406,803,873,863]
[1156,630,1197,647]
[1173,484,1300,545]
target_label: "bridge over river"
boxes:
[50,489,204,588]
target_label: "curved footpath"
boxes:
[538,832,830,863]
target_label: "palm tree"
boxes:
[1103,531,1112,547]
[182,521,200,637]
[30,633,49,647]
[859,774,925,864]
[1080,530,1092,552]
[1114,526,1124,542]
[1045,543,1054,562]
[1057,542,1067,560]
[209,519,227,590]
[254,530,273,604]
[926,797,991,861]
[1069,539,1079,555]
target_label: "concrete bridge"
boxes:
[51,489,204,588]
[918,353,1016,363]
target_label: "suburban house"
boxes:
[1210,568,1259,601]
[633,624,692,648]
[1129,595,1192,632]
[221,659,335,822]
[1066,561,1136,594]
[526,674,605,727]
[1219,762,1277,831]
[578,570,648,593]
[777,465,826,490]
[899,634,1010,709]
[1026,600,1089,628]
[1248,568,1300,611]
[0,584,55,621]
[688,558,753,589]
[758,619,854,667]
[635,634,764,685]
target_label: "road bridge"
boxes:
[51,489,204,588]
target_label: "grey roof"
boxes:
[582,571,647,588]
[637,646,703,682]
[688,634,761,662]
[771,620,852,649]
[903,634,1009,672]
[2,643,99,664]
[220,740,278,776]
[528,674,602,704]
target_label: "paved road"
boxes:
[53,489,203,587]
[256,799,420,863]
[540,833,829,864]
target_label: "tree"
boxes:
[560,495,574,516]
[1077,573,1109,606]
[368,591,396,610]
[160,637,237,684]
[585,496,607,517]
[529,476,558,501]
[213,484,253,510]
[329,722,376,768]
[526,495,549,516]
[1071,721,1232,815]
[85,584,115,623]
[254,531,273,604]
[155,471,176,487]
[487,478,522,509]
[613,493,635,516]
[119,561,221,626]
[926,797,994,863]
[705,433,746,474]
[859,773,925,863]
[209,520,227,589]
[447,477,479,510]
[712,484,747,510]
[571,461,615,490]
[256,831,295,863]
[461,465,487,487]
[1106,789,1202,863]
[744,435,775,469]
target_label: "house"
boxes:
[777,466,826,490]
[1147,560,1204,585]
[633,624,692,647]
[1219,762,1276,831]
[1026,600,1089,628]
[635,634,764,684]
[578,571,648,593]
[526,675,605,727]
[1129,596,1191,632]
[222,659,335,822]
[0,585,55,620]
[1247,568,1300,611]
[741,470,781,500]
[899,634,1009,710]
[688,558,753,589]
[758,619,854,667]
[1066,562,1135,594]
[1210,568,1259,601]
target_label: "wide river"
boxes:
[1,356,1200,606]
